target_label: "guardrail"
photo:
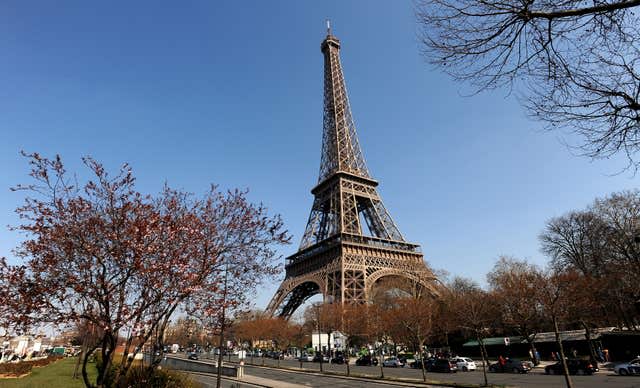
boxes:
[149,355,242,378]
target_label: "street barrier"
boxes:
[150,355,241,378]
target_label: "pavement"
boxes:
[187,370,308,388]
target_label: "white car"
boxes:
[298,354,314,362]
[614,358,640,376]
[452,357,477,371]
[383,357,404,367]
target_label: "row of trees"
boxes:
[0,153,290,388]
[226,191,640,388]
[225,265,600,387]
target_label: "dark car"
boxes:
[313,353,329,362]
[428,358,458,373]
[489,358,531,373]
[545,359,598,375]
[266,351,284,359]
[187,352,199,360]
[355,355,379,366]
[410,357,436,369]
[396,354,410,366]
[331,353,348,364]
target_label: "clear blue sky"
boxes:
[1,1,636,309]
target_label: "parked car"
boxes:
[428,358,458,373]
[545,359,598,375]
[397,354,413,366]
[489,358,531,373]
[331,353,347,364]
[298,354,314,362]
[313,353,329,362]
[410,357,436,369]
[452,357,477,371]
[382,357,404,367]
[614,358,640,376]
[355,355,378,366]
[266,351,284,359]
[187,352,199,360]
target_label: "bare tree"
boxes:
[540,190,640,328]
[416,0,640,167]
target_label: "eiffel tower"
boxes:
[266,27,438,318]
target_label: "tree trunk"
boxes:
[216,323,225,388]
[553,316,573,388]
[478,332,489,387]
[379,346,384,378]
[581,321,598,364]
[528,333,540,365]
[81,343,99,388]
[346,356,350,376]
[96,333,116,388]
[74,329,89,379]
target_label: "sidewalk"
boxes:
[239,374,307,388]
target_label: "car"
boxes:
[614,358,640,376]
[544,359,598,375]
[428,358,458,373]
[312,353,329,362]
[383,357,404,367]
[409,357,435,369]
[298,354,314,362]
[331,353,348,364]
[355,355,378,366]
[397,354,412,366]
[489,358,531,373]
[452,357,477,371]
[266,351,284,359]
[187,352,199,360]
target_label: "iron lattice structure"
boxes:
[266,31,438,319]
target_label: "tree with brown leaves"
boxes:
[445,277,497,387]
[1,153,289,388]
[488,256,546,365]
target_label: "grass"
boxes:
[0,357,97,388]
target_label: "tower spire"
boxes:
[326,19,331,36]
[318,29,371,184]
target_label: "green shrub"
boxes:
[94,352,199,388]
[29,355,64,367]
[124,366,200,388]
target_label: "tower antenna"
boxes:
[326,19,331,35]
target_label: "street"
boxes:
[176,354,640,388]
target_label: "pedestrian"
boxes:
[534,351,540,365]
[551,351,556,361]
[499,355,506,371]
[571,348,577,358]
[603,349,609,362]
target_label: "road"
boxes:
[176,353,640,388]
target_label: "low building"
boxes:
[311,331,345,354]
[461,327,640,361]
